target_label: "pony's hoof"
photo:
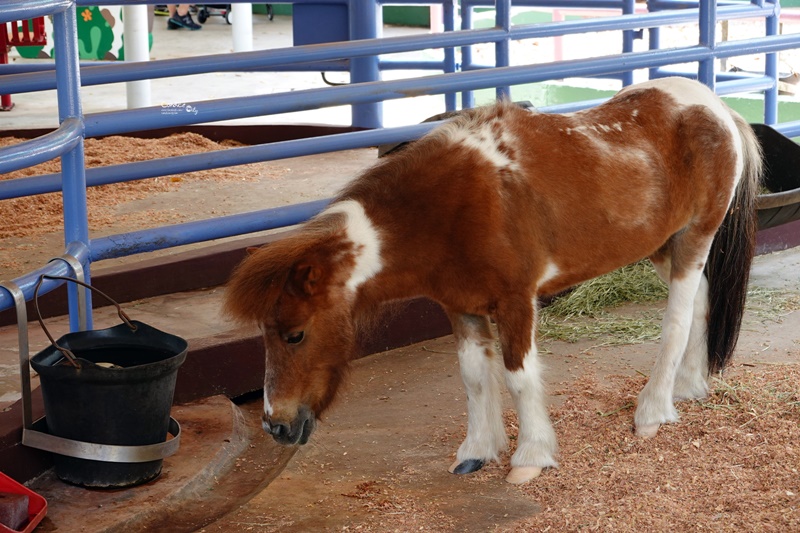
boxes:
[505,466,543,485]
[636,423,660,438]
[448,458,485,475]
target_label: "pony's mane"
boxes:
[224,213,347,324]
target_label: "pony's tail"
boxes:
[705,114,763,374]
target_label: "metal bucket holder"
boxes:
[0,254,181,465]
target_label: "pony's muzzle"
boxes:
[262,405,315,446]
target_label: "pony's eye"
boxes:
[286,331,305,345]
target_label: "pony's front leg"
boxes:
[447,313,508,475]
[496,299,558,484]
[635,266,705,437]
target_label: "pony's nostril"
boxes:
[270,421,291,440]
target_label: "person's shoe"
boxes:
[154,5,169,16]
[167,12,202,30]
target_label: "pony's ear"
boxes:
[287,263,323,296]
[245,246,260,255]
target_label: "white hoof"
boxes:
[505,466,543,485]
[635,423,660,438]
[448,459,459,474]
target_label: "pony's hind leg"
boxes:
[447,313,508,475]
[636,255,709,438]
[650,256,711,400]
[673,273,711,399]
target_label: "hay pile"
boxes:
[538,261,800,348]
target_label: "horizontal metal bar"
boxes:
[715,75,776,95]
[0,242,90,314]
[0,117,83,175]
[90,199,332,261]
[0,3,775,95]
[0,0,73,24]
[0,27,505,94]
[771,120,800,138]
[1,122,436,200]
[79,33,798,138]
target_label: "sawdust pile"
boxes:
[0,133,280,239]
[355,364,800,532]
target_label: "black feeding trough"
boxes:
[752,123,800,230]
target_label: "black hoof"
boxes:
[451,459,485,475]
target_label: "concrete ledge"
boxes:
[27,395,297,532]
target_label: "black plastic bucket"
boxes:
[29,277,187,489]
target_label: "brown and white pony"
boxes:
[225,77,762,485]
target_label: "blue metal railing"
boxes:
[2,0,800,328]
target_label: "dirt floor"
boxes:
[3,132,799,531]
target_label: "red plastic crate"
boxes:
[0,473,47,533]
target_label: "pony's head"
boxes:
[224,215,359,445]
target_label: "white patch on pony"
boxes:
[635,265,706,435]
[323,200,383,291]
[454,332,507,463]
[650,257,710,400]
[263,387,274,418]
[537,261,561,287]
[504,314,559,478]
[674,273,711,400]
[443,117,518,170]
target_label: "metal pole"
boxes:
[349,0,382,128]
[698,0,716,89]
[232,3,254,52]
[53,6,92,331]
[123,4,151,108]
[495,0,511,100]
[764,0,780,124]
[443,1,458,111]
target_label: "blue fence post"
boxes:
[698,0,717,89]
[622,0,636,86]
[646,0,660,81]
[495,0,511,100]
[461,2,475,109]
[52,5,92,331]
[764,0,780,124]
[443,0,458,111]
[349,0,382,128]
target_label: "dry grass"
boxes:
[538,262,800,348]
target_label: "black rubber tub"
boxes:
[30,320,187,489]
[752,123,800,230]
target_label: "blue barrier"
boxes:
[2,0,800,328]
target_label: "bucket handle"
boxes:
[34,275,137,368]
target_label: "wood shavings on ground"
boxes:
[0,133,287,240]
[340,480,457,531]
[462,364,800,532]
